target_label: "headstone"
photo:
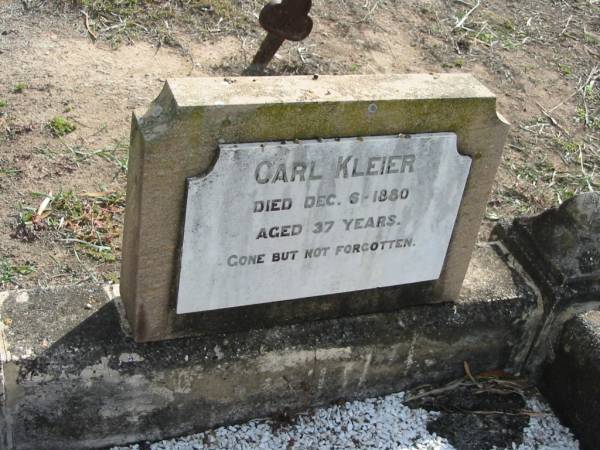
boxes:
[121,74,509,342]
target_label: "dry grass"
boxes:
[407,0,600,220]
[52,0,259,47]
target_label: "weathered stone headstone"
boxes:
[121,74,508,342]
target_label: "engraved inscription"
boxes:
[177,133,471,314]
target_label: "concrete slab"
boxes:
[0,245,537,450]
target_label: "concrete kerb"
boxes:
[0,244,544,450]
[491,192,600,377]
[490,193,600,449]
[540,311,600,450]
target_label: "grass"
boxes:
[18,190,125,263]
[558,63,572,77]
[84,140,128,173]
[580,83,600,130]
[0,258,35,287]
[48,116,76,137]
[63,139,129,176]
[102,271,120,284]
[13,83,27,93]
[495,121,599,218]
[33,145,61,159]
[555,138,581,161]
[0,167,22,176]
[584,32,599,46]
[0,100,7,108]
[441,5,533,51]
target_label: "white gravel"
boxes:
[114,392,579,450]
[518,398,580,450]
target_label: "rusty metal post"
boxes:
[245,0,313,74]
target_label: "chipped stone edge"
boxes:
[103,284,133,338]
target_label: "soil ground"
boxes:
[0,0,599,288]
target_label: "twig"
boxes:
[454,0,481,29]
[489,378,529,390]
[36,192,52,217]
[81,10,97,42]
[297,45,307,64]
[559,15,573,36]
[470,410,549,417]
[536,101,569,135]
[579,145,594,192]
[405,379,467,402]
[75,275,94,286]
[132,21,148,32]
[73,250,98,284]
[472,22,496,47]
[357,0,381,23]
[548,65,599,113]
[547,91,577,113]
[103,22,127,32]
[59,238,111,252]
[585,45,600,58]
[463,361,483,388]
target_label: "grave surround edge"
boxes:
[120,74,509,342]
[0,245,538,450]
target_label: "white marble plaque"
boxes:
[176,133,471,314]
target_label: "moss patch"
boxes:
[48,116,76,137]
